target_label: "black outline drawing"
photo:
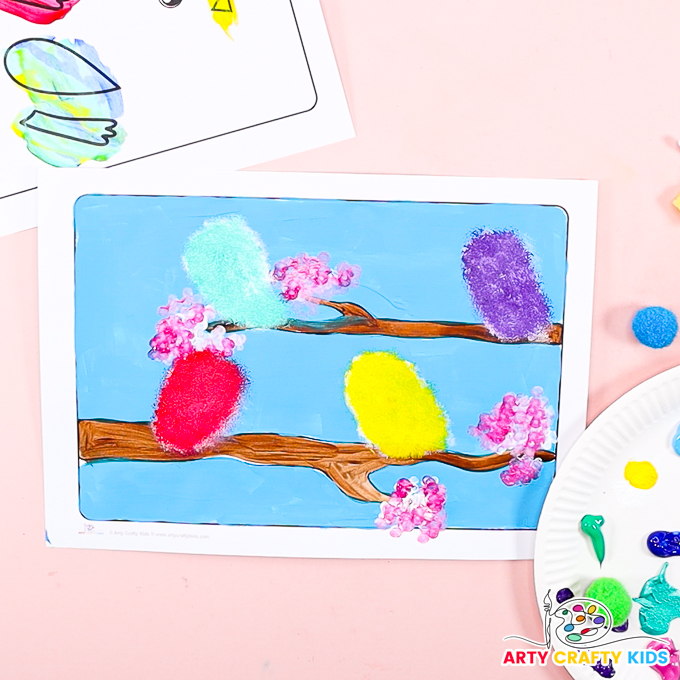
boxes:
[1,0,318,199]
[114,0,318,167]
[3,37,122,155]
[159,0,235,11]
[3,38,120,96]
[20,110,118,147]
[1,0,70,11]
[211,0,234,13]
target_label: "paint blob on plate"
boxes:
[648,531,680,558]
[624,461,658,490]
[580,514,605,565]
[634,562,680,635]
[673,422,680,455]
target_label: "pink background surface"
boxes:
[2,1,680,677]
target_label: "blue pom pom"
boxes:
[632,307,678,348]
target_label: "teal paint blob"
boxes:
[183,214,288,328]
[634,562,680,635]
[673,422,680,455]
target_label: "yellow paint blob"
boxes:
[344,351,448,459]
[209,0,238,35]
[624,460,658,489]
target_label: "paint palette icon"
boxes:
[553,598,612,647]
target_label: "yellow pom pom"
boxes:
[344,351,448,459]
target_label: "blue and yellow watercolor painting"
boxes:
[74,195,568,532]
[4,38,124,167]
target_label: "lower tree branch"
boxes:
[79,420,557,503]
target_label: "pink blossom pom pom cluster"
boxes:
[376,476,446,542]
[500,456,544,486]
[148,289,245,365]
[469,387,555,487]
[271,252,360,302]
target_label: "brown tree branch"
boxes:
[79,420,557,504]
[311,298,376,319]
[208,298,563,344]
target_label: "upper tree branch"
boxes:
[79,420,557,503]
[208,298,563,345]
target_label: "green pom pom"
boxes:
[585,577,632,626]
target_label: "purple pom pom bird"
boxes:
[461,230,552,341]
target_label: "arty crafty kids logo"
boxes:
[502,590,675,675]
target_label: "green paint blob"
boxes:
[585,577,631,626]
[634,562,680,635]
[183,214,288,328]
[581,514,606,565]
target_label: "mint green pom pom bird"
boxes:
[183,214,288,329]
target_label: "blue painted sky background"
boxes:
[75,195,567,530]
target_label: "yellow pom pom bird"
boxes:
[344,351,448,459]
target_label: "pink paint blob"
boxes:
[648,638,680,680]
[0,0,80,24]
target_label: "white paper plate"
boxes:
[535,365,680,680]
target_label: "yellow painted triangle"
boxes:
[209,0,238,36]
